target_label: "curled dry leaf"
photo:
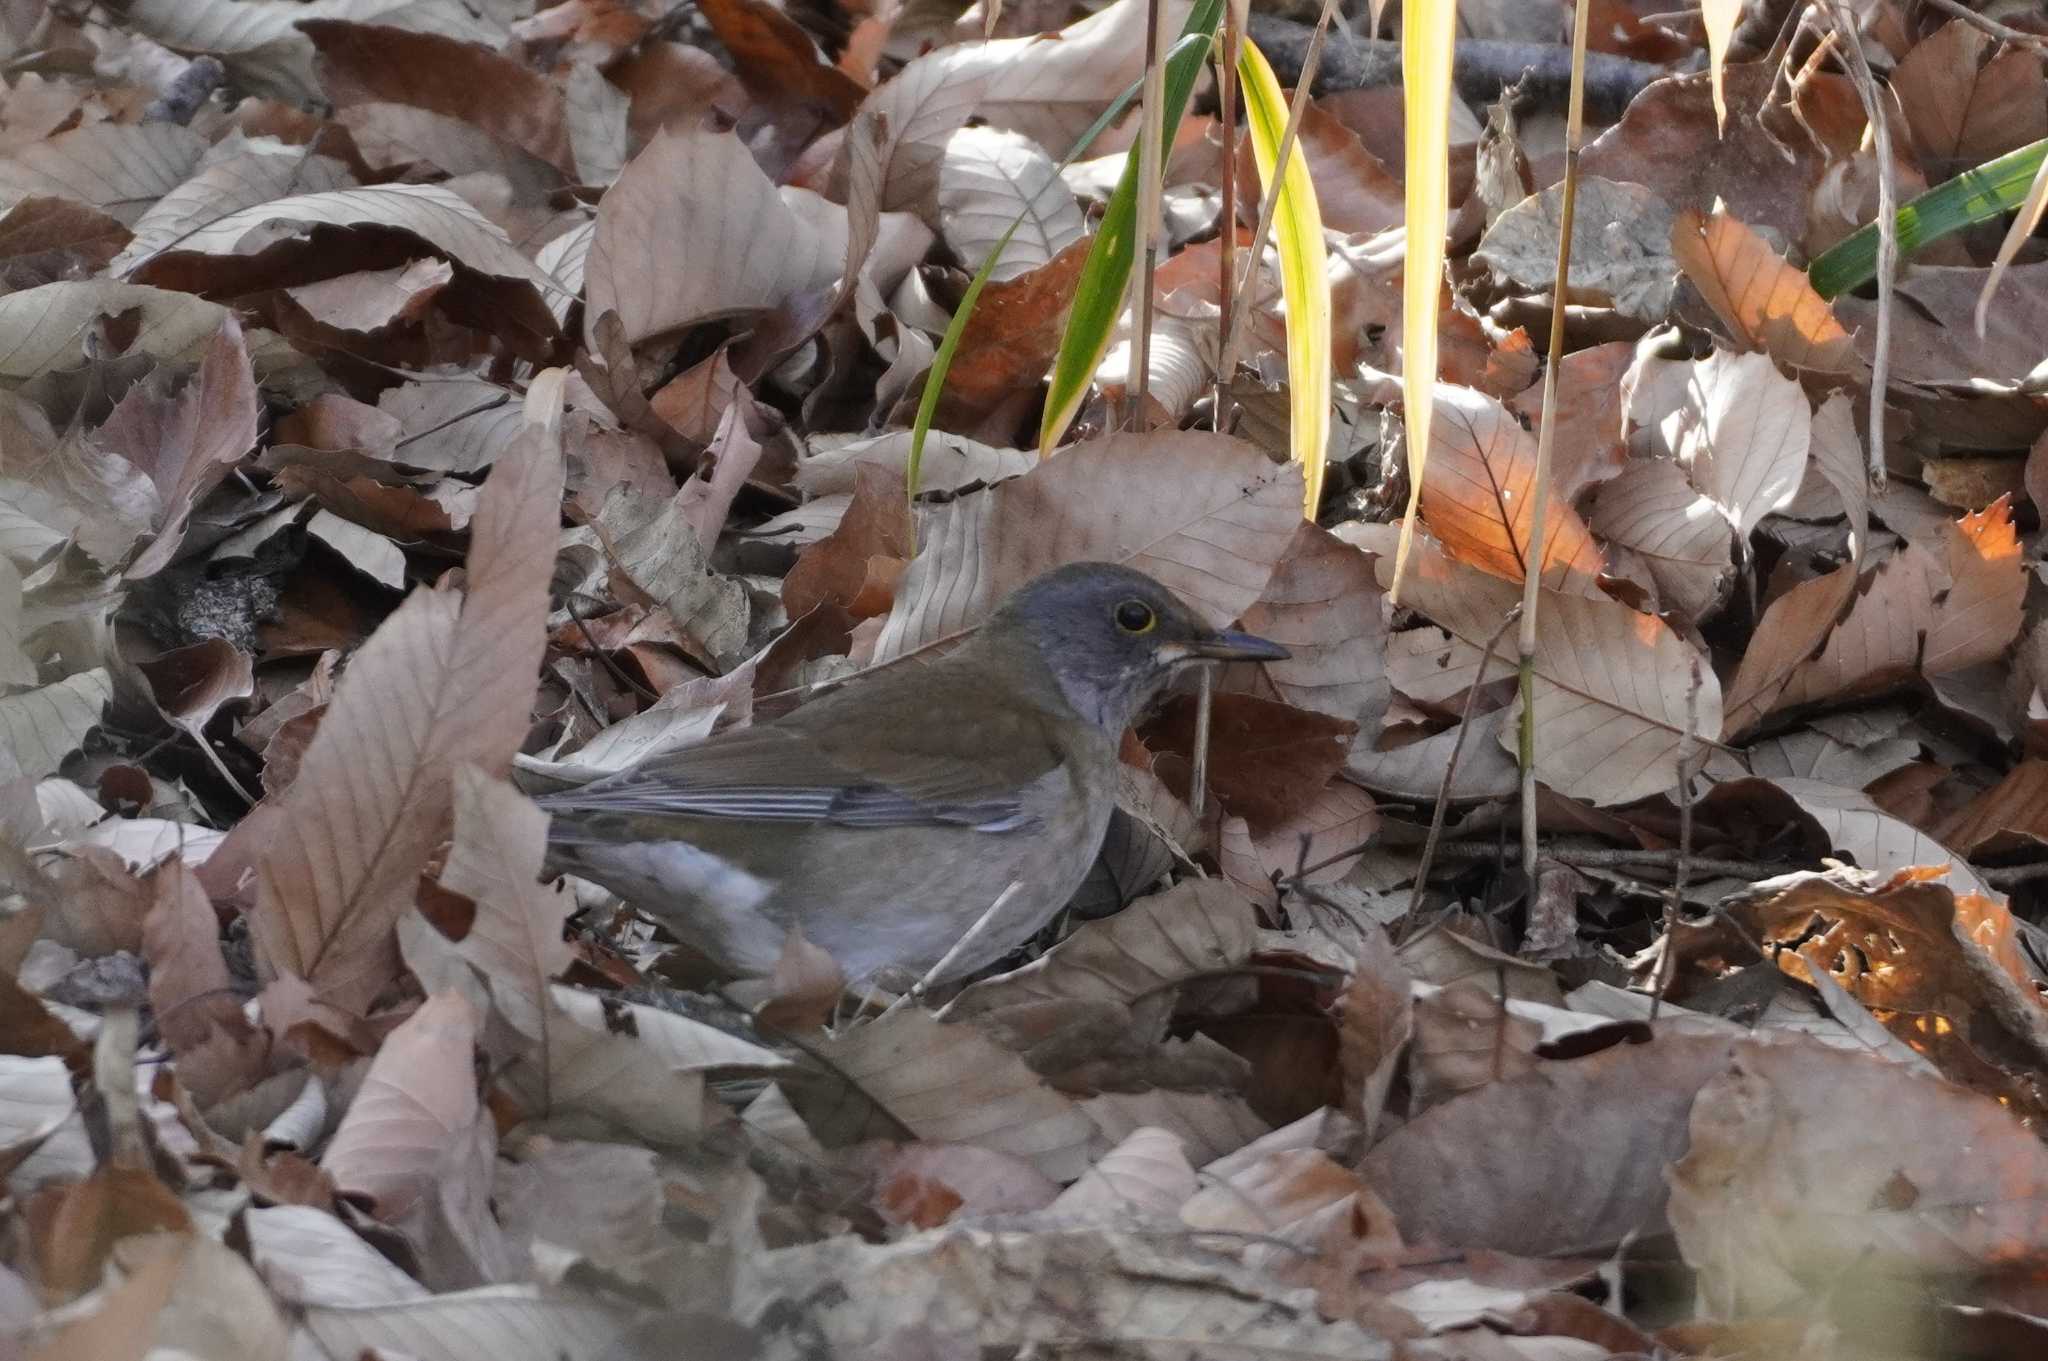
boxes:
[1681,868,2048,1114]
[872,430,1302,662]
[937,125,1084,282]
[1589,456,1734,620]
[1889,18,2048,174]
[1046,1125,1195,1224]
[112,133,356,275]
[1221,521,1388,734]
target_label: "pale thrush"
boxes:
[537,562,1287,985]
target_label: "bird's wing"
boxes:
[539,664,1078,835]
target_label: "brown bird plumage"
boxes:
[537,563,1286,985]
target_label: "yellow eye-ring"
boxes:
[1114,599,1157,633]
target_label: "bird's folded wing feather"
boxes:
[538,667,1075,835]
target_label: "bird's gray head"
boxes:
[985,562,1289,731]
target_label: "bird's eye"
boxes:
[1114,599,1156,633]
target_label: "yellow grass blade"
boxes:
[1237,38,1330,519]
[1388,0,1457,604]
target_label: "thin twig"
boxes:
[1516,0,1593,880]
[1128,0,1169,429]
[1401,606,1521,926]
[1189,665,1214,822]
[1651,656,1704,1021]
[1213,0,1244,431]
[1824,0,1894,492]
[1215,0,1341,382]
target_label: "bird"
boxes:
[535,562,1288,988]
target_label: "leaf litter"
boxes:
[4,3,2048,1359]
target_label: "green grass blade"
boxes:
[1037,0,1226,456]
[907,9,1222,501]
[1808,136,2048,298]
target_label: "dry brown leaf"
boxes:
[1588,457,1733,620]
[1418,385,1607,595]
[435,768,576,1045]
[285,258,454,335]
[872,430,1301,661]
[1220,521,1388,734]
[1474,177,1677,320]
[782,462,912,619]
[700,0,866,129]
[1144,693,1356,831]
[319,990,479,1221]
[129,184,562,358]
[1336,929,1411,1135]
[1409,981,1545,1112]
[1721,559,1859,736]
[1923,494,2024,674]
[1939,759,2048,856]
[1671,207,1860,373]
[1889,19,2048,174]
[1358,526,1720,806]
[1668,1037,2048,1317]
[1361,1031,1747,1256]
[804,1007,1095,1180]
[248,401,561,1012]
[304,20,574,175]
[934,234,1092,427]
[0,670,113,783]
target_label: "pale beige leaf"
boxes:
[1589,457,1734,620]
[438,768,575,1044]
[0,669,109,782]
[321,990,480,1219]
[585,126,928,347]
[1221,521,1388,731]
[873,431,1302,661]
[853,0,1189,213]
[287,258,453,335]
[0,123,206,227]
[1079,1090,1271,1165]
[815,1008,1095,1180]
[1671,207,1861,373]
[112,133,356,274]
[244,1204,429,1308]
[1046,1126,1195,1222]
[1418,384,1606,595]
[562,60,629,186]
[1773,778,1991,899]
[1747,730,1917,788]
[376,378,528,475]
[133,183,559,304]
[1676,348,1812,538]
[140,862,238,1054]
[1806,390,1869,555]
[1473,177,1678,320]
[499,984,782,1144]
[794,430,1035,498]
[122,0,504,105]
[249,409,562,1011]
[1345,707,1521,804]
[1247,779,1379,887]
[937,126,1085,282]
[726,1229,1389,1358]
[0,282,231,379]
[300,1285,635,1361]
[1364,527,1719,805]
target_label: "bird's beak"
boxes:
[1177,628,1291,663]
